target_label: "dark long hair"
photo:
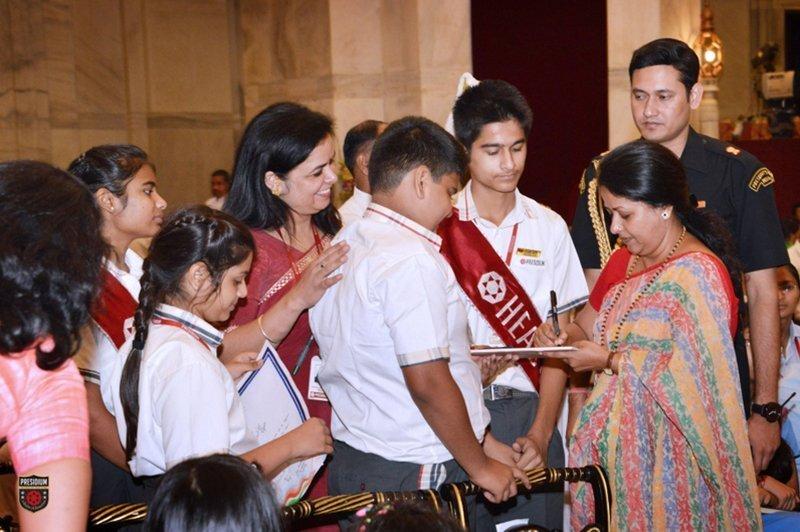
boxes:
[0,161,105,369]
[224,102,340,236]
[598,139,743,298]
[120,206,254,462]
[68,144,152,200]
[145,454,283,532]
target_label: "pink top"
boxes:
[0,347,89,474]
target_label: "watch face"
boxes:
[755,402,782,423]
[765,407,781,423]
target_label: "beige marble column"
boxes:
[240,0,471,143]
[607,0,701,148]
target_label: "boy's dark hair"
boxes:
[368,116,467,194]
[783,263,800,286]
[343,120,385,175]
[225,101,340,236]
[782,218,800,240]
[0,161,105,369]
[350,501,461,532]
[211,169,231,183]
[629,38,700,95]
[452,80,533,150]
[120,206,255,462]
[68,144,152,205]
[145,454,283,532]
[764,440,796,485]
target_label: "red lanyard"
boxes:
[278,226,324,281]
[794,337,800,359]
[152,316,211,350]
[504,223,520,266]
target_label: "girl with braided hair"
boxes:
[101,206,333,496]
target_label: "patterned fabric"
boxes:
[570,251,761,531]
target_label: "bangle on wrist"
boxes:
[568,387,593,395]
[602,350,616,376]
[257,314,277,344]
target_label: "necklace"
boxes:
[599,226,687,357]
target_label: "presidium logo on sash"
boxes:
[478,272,507,304]
[18,475,49,512]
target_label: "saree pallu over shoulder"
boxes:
[570,252,761,531]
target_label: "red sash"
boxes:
[438,208,542,390]
[91,269,138,349]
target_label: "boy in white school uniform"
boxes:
[439,79,588,529]
[338,119,386,226]
[310,116,528,527]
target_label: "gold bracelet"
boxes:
[257,314,276,344]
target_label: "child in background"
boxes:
[145,454,283,532]
[102,206,332,495]
[778,264,800,470]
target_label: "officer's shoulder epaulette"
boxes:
[702,136,761,169]
[702,135,773,190]
[579,151,609,194]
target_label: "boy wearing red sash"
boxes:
[311,117,528,528]
[442,80,588,529]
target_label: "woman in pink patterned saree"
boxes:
[535,140,761,531]
[224,102,348,512]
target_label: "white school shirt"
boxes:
[310,203,490,464]
[780,321,800,468]
[454,183,589,393]
[74,249,144,386]
[102,304,254,477]
[337,187,371,227]
[205,196,226,211]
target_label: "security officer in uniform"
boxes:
[571,38,788,474]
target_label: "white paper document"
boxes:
[237,340,325,505]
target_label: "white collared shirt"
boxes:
[205,196,226,210]
[454,182,589,392]
[310,203,489,464]
[75,249,144,386]
[102,304,254,477]
[337,187,372,227]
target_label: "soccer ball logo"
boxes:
[478,271,506,304]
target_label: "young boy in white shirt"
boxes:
[311,116,528,527]
[441,79,588,529]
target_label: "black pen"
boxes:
[549,290,561,336]
[292,335,315,376]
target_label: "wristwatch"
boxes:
[751,402,781,423]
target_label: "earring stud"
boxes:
[661,211,669,220]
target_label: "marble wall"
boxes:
[1,0,471,206]
[0,0,242,206]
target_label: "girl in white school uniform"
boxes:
[102,206,334,494]
[69,144,168,506]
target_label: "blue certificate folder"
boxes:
[235,340,322,505]
[237,340,307,423]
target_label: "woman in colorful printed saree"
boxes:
[535,140,761,531]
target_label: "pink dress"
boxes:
[0,346,89,475]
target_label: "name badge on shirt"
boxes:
[516,247,545,267]
[307,355,328,402]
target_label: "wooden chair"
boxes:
[440,465,611,532]
[86,465,611,531]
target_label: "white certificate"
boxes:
[237,340,325,505]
